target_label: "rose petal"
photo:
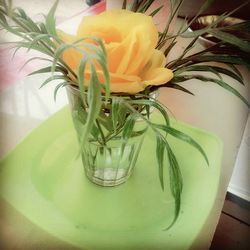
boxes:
[125,27,154,75]
[83,70,144,94]
[149,49,166,68]
[77,10,158,43]
[77,10,159,77]
[142,67,173,86]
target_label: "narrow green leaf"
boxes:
[172,74,249,108]
[122,101,183,230]
[0,11,7,24]
[52,43,82,74]
[122,114,137,141]
[122,0,127,9]
[37,22,48,34]
[138,0,154,13]
[149,5,163,17]
[15,7,27,19]
[175,65,244,85]
[157,0,185,46]
[78,57,88,107]
[96,119,106,145]
[54,81,68,101]
[170,37,199,63]
[228,64,243,81]
[167,82,194,95]
[39,75,66,88]
[16,7,40,32]
[156,135,165,190]
[28,65,65,76]
[27,33,56,51]
[170,54,250,70]
[111,97,122,131]
[164,40,177,57]
[81,63,102,145]
[128,99,170,127]
[209,30,250,53]
[164,142,183,230]
[45,0,58,37]
[121,113,137,156]
[186,0,215,28]
[96,51,110,101]
[13,41,53,56]
[184,13,231,38]
[20,57,52,72]
[97,110,113,132]
[155,124,209,165]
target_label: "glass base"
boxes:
[85,168,132,186]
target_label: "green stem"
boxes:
[96,119,106,146]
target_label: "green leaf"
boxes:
[166,82,194,95]
[81,63,102,145]
[27,33,56,51]
[183,14,229,38]
[39,75,66,88]
[95,119,106,145]
[37,22,48,34]
[28,65,65,76]
[52,43,82,74]
[122,113,137,142]
[149,5,163,17]
[138,0,154,13]
[155,124,209,165]
[219,21,250,38]
[0,11,7,24]
[73,108,87,126]
[122,0,127,9]
[53,81,68,101]
[14,41,53,56]
[186,0,215,29]
[172,74,249,108]
[157,0,185,47]
[128,99,170,127]
[209,77,250,108]
[97,110,113,133]
[228,64,243,81]
[77,57,88,107]
[209,30,250,53]
[15,7,40,32]
[130,0,140,12]
[123,101,183,230]
[164,142,183,230]
[45,0,58,37]
[174,65,244,85]
[15,7,27,19]
[111,97,122,131]
[96,51,110,101]
[156,134,165,190]
[164,40,177,57]
[170,54,250,71]
[121,113,137,156]
[170,37,199,63]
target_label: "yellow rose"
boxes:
[59,10,173,94]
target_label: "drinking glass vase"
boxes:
[66,85,147,186]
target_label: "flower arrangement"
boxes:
[0,0,249,229]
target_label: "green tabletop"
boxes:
[0,107,222,250]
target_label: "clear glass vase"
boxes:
[66,85,146,186]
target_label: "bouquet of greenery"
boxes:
[0,0,249,228]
